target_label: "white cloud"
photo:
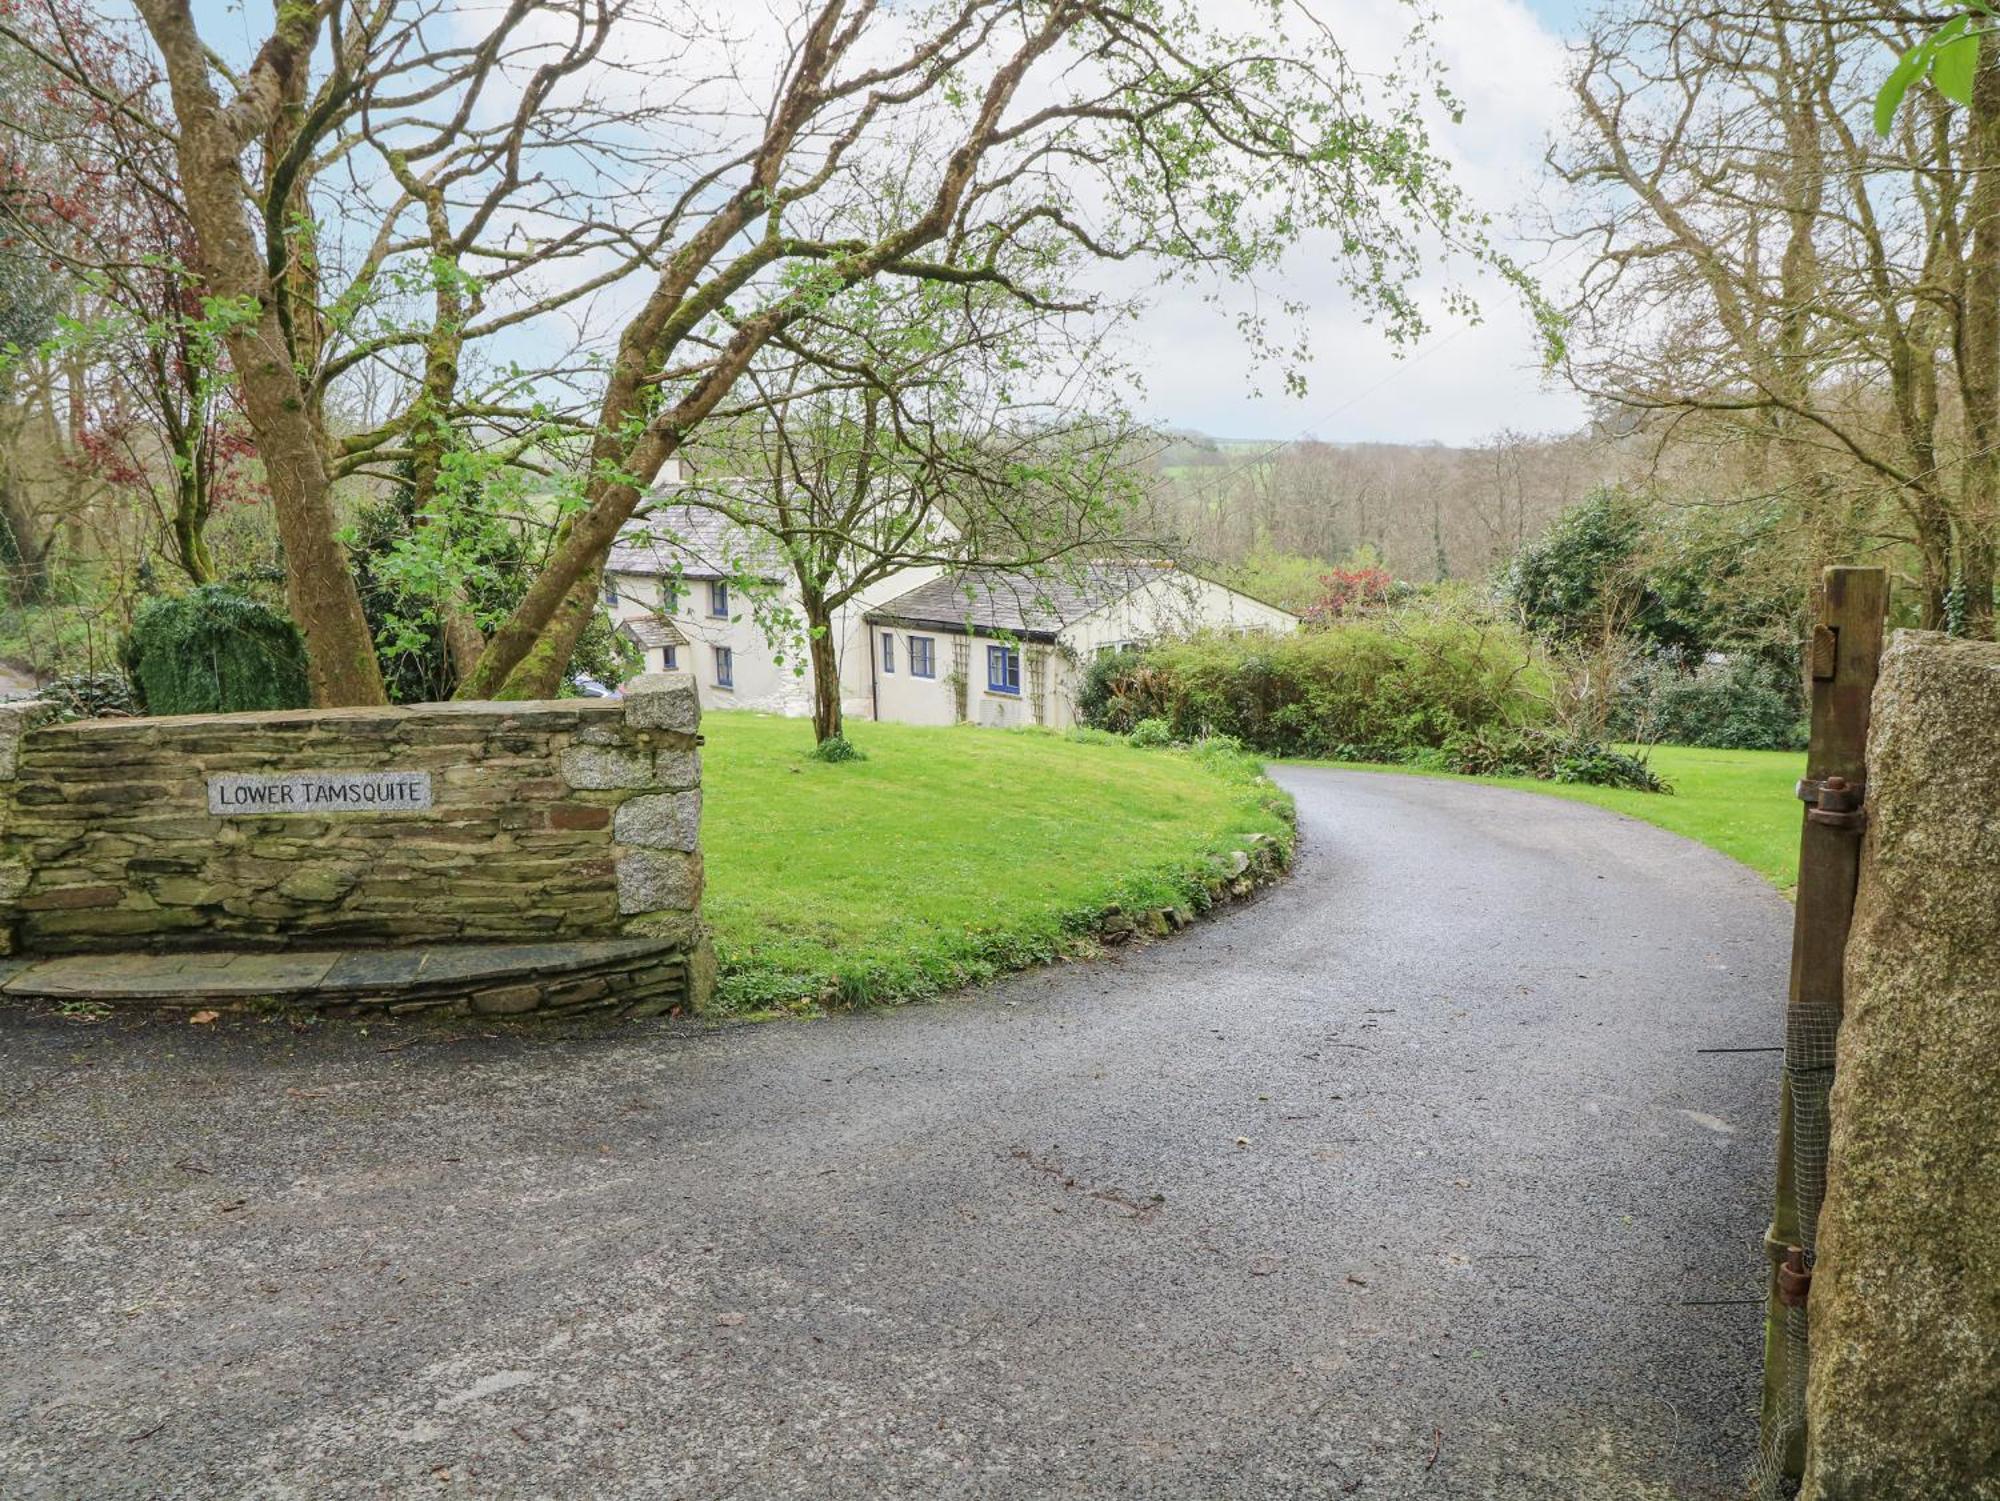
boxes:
[1104,0,1587,443]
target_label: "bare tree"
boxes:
[0,3,253,585]
[674,276,1148,741]
[1145,427,1611,589]
[1553,0,1998,636]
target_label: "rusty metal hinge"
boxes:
[1796,774,1868,832]
[1777,1245,1813,1308]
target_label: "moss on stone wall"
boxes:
[0,675,705,962]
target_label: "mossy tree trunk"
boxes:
[804,596,843,744]
[134,0,386,708]
[1955,48,2000,641]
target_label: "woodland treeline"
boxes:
[1142,418,1812,631]
[1129,0,2000,646]
[1145,428,1622,604]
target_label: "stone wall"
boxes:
[0,673,706,966]
[1802,632,2000,1499]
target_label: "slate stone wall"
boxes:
[0,673,705,964]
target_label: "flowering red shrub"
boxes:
[2,2,261,579]
[1302,566,1395,626]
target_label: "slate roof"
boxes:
[617,615,688,651]
[604,504,787,582]
[864,564,1174,643]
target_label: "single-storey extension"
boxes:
[863,564,1298,730]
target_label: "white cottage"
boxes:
[599,489,1296,727]
[603,505,791,709]
[862,563,1298,730]
[599,495,943,721]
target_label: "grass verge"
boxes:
[701,712,1294,1014]
[1292,744,1804,892]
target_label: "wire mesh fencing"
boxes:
[1752,996,1843,1499]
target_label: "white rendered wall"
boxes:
[1065,573,1298,654]
[868,625,1051,729]
[1047,575,1296,728]
[863,575,1297,732]
[603,572,809,715]
[604,560,949,721]
[831,565,947,723]
[868,622,962,727]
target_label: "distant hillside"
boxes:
[1140,426,1622,586]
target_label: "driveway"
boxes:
[0,767,1790,1499]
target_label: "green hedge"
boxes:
[1082,604,1553,760]
[1612,654,1807,751]
[123,585,311,716]
[1430,725,1669,792]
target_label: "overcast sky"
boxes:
[1129,0,1594,447]
[178,0,1598,452]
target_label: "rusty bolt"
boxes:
[1777,1246,1813,1309]
[1805,774,1868,830]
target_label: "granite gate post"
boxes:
[1800,631,2000,1499]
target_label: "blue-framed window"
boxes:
[601,573,620,609]
[661,645,678,671]
[881,631,895,673]
[707,580,730,618]
[986,643,1020,695]
[659,578,682,613]
[713,645,734,689]
[909,635,936,678]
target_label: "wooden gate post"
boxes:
[1757,566,1887,1485]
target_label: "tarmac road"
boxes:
[0,767,1791,1499]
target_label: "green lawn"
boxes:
[700,712,1294,1012]
[1308,745,1806,892]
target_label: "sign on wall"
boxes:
[207,771,434,816]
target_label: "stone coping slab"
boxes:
[1,938,680,1002]
[24,698,629,738]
